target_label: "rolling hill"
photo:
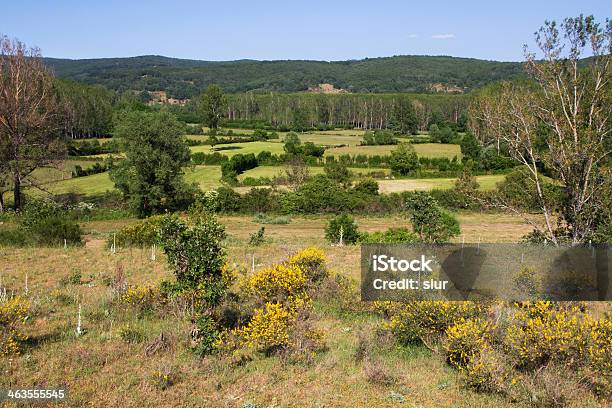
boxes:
[44,55,525,98]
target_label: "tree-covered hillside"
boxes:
[44,55,525,98]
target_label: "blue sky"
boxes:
[3,1,610,61]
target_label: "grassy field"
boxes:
[190,141,285,156]
[237,165,391,181]
[325,143,461,159]
[0,212,551,407]
[377,174,504,192]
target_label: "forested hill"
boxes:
[43,54,524,98]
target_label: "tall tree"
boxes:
[0,36,65,210]
[109,110,195,217]
[390,96,418,134]
[198,85,226,130]
[468,15,611,244]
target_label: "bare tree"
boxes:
[284,157,310,190]
[468,16,611,245]
[0,36,65,210]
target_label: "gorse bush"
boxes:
[235,302,298,353]
[443,318,494,368]
[244,263,308,306]
[218,247,329,358]
[288,247,328,282]
[388,301,484,344]
[0,295,31,355]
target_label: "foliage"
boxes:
[360,227,418,244]
[235,302,298,353]
[323,161,351,184]
[191,315,220,356]
[158,214,226,293]
[389,96,418,134]
[0,295,31,355]
[118,285,161,312]
[406,193,460,243]
[248,227,266,246]
[110,110,195,217]
[353,178,379,195]
[108,215,164,248]
[324,214,360,245]
[389,143,419,175]
[46,55,524,96]
[362,130,397,145]
[29,216,83,246]
[198,84,226,129]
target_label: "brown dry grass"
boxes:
[0,212,575,407]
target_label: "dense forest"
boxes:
[43,55,525,98]
[222,93,468,130]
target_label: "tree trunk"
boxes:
[13,175,21,211]
[0,191,4,213]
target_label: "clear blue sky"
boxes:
[3,1,610,61]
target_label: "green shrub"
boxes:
[109,215,164,248]
[248,227,266,246]
[191,315,220,356]
[360,227,418,243]
[158,214,227,294]
[406,193,460,243]
[353,178,379,195]
[0,228,30,247]
[325,214,360,245]
[30,216,82,246]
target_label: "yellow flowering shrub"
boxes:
[245,263,308,306]
[289,247,328,282]
[443,318,493,368]
[0,295,31,355]
[238,303,298,352]
[464,348,513,394]
[119,285,161,311]
[388,301,484,344]
[583,315,612,373]
[504,301,586,369]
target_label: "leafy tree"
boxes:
[110,110,195,217]
[406,193,460,243]
[325,213,360,245]
[362,130,397,145]
[301,142,325,157]
[389,143,420,175]
[291,107,309,132]
[459,132,481,161]
[198,84,226,130]
[390,96,418,134]
[283,132,301,155]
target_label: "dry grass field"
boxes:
[0,213,555,407]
